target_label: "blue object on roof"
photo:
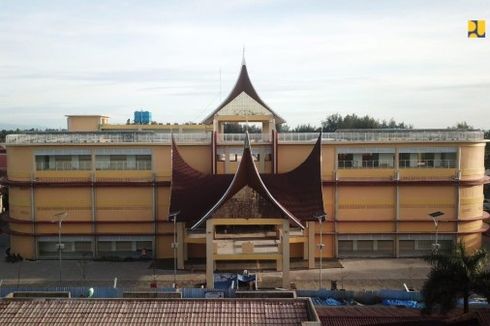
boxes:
[382,299,421,309]
[134,111,152,124]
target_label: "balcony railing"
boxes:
[217,133,271,144]
[279,130,484,143]
[6,129,485,145]
[6,132,211,144]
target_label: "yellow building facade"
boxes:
[2,61,488,287]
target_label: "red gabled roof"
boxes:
[191,133,303,230]
[201,62,285,124]
[170,133,324,229]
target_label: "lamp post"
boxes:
[314,213,327,289]
[53,212,67,287]
[169,211,180,288]
[429,211,444,254]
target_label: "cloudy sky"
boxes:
[0,0,489,129]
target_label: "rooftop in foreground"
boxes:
[0,297,319,325]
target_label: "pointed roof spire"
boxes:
[201,53,286,124]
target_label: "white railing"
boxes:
[217,133,271,144]
[36,160,92,171]
[279,130,484,143]
[6,130,485,145]
[6,132,212,144]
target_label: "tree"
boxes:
[422,242,490,314]
[320,113,411,132]
[292,124,319,132]
[447,121,474,130]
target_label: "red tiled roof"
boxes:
[0,298,314,325]
[316,306,437,326]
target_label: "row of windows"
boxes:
[35,155,152,171]
[338,239,453,257]
[216,153,272,162]
[338,152,457,169]
[38,240,153,258]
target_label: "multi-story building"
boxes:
[2,60,488,287]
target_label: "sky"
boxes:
[0,0,489,130]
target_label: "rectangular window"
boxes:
[399,240,415,251]
[338,240,354,252]
[217,154,226,162]
[35,155,92,171]
[115,241,132,251]
[377,240,394,252]
[96,155,151,170]
[357,240,374,251]
[338,154,353,168]
[264,154,272,161]
[228,153,237,162]
[338,153,394,169]
[98,241,112,252]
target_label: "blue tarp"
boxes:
[383,299,422,309]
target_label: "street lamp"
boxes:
[169,211,180,288]
[314,212,327,289]
[429,211,444,254]
[52,211,67,287]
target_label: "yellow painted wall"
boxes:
[337,186,395,220]
[153,146,171,180]
[67,116,104,132]
[157,187,171,220]
[9,187,32,220]
[458,220,483,233]
[320,146,335,180]
[459,185,484,219]
[399,186,456,220]
[157,235,174,258]
[398,221,456,232]
[460,144,485,179]
[96,187,152,220]
[178,145,211,174]
[399,168,457,180]
[35,188,92,222]
[7,147,33,180]
[322,187,334,219]
[337,221,395,233]
[277,144,314,173]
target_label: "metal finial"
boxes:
[242,46,246,66]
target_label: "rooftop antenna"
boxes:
[242,45,246,66]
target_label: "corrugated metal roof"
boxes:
[0,298,313,325]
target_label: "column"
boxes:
[282,220,290,289]
[307,221,316,269]
[177,222,185,269]
[206,219,214,288]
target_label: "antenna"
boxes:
[242,45,246,65]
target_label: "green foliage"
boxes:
[320,113,412,132]
[422,242,490,314]
[447,121,474,130]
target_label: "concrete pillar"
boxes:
[307,222,316,269]
[282,220,290,289]
[206,219,214,288]
[177,222,185,270]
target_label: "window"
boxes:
[115,241,132,251]
[98,241,112,252]
[399,148,457,168]
[399,240,415,251]
[35,155,92,171]
[338,154,353,168]
[338,240,354,252]
[217,154,226,162]
[228,153,237,162]
[357,240,374,251]
[264,154,272,161]
[377,240,394,252]
[96,155,151,170]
